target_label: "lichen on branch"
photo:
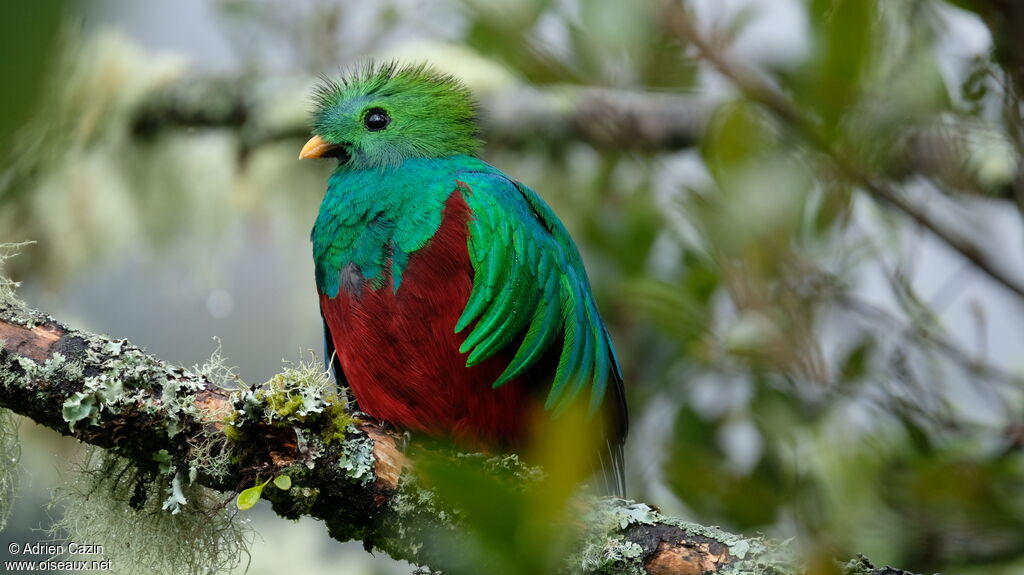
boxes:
[0,272,919,574]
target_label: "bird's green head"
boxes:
[300,61,481,170]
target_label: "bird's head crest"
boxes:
[301,61,481,170]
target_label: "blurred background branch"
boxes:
[130,80,717,155]
[123,73,1023,207]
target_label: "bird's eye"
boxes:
[364,108,390,131]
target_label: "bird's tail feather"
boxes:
[596,438,626,497]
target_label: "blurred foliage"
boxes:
[3,1,1024,574]
[461,0,697,87]
[0,2,66,156]
[412,404,601,575]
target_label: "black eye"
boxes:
[364,108,390,131]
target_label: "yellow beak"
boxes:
[299,135,335,159]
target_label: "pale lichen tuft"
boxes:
[257,357,335,423]
[0,409,20,531]
[50,447,252,575]
[0,242,32,308]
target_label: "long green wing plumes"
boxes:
[455,170,620,415]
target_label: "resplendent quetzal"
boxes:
[301,62,627,496]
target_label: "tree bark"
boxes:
[0,300,918,575]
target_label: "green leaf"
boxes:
[236,479,269,510]
[152,449,172,474]
[838,338,873,382]
[702,100,772,185]
[803,0,878,134]
[273,475,292,490]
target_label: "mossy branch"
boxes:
[0,302,918,575]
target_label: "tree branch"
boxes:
[129,78,716,155]
[0,300,919,574]
[125,73,1017,204]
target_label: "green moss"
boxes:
[254,360,334,425]
[322,402,354,444]
[221,408,247,445]
[226,358,351,469]
[223,421,244,443]
[289,485,321,515]
[267,392,305,419]
[262,464,322,518]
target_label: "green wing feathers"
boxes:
[454,173,618,415]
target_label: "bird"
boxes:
[300,62,627,496]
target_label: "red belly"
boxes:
[319,192,539,447]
